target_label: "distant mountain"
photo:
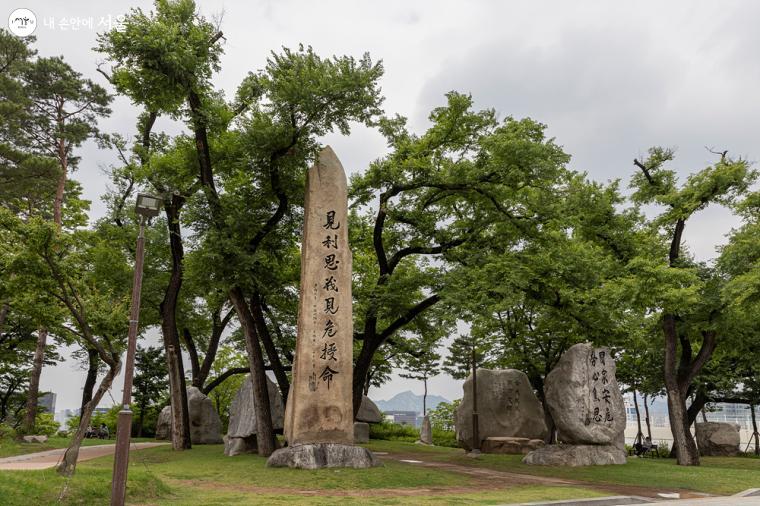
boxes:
[372,390,450,414]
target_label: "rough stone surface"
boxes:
[419,415,433,445]
[481,436,545,455]
[544,343,626,445]
[354,422,369,444]
[356,396,383,424]
[22,435,48,443]
[155,406,171,440]
[284,147,354,447]
[522,444,627,466]
[696,422,741,456]
[456,369,548,450]
[225,374,285,456]
[155,387,223,444]
[267,443,381,469]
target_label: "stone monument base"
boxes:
[482,436,545,455]
[266,443,382,469]
[522,444,626,466]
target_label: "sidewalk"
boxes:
[0,442,168,470]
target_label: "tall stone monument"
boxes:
[267,147,379,469]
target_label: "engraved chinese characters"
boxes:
[283,146,354,446]
[543,343,626,445]
[523,343,627,466]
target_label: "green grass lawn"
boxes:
[0,436,154,458]
[367,441,760,496]
[0,443,605,505]
[0,440,757,505]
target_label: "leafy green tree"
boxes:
[98,0,383,457]
[397,334,442,416]
[133,345,168,437]
[428,399,460,432]
[350,94,571,416]
[624,148,755,465]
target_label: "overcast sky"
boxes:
[13,0,760,412]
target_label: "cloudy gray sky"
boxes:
[13,0,759,412]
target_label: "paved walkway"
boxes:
[0,442,167,470]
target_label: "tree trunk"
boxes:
[633,389,643,444]
[643,393,653,440]
[353,337,378,418]
[22,328,47,434]
[57,359,120,476]
[423,377,428,416]
[78,347,99,425]
[160,195,191,450]
[663,314,700,465]
[229,288,275,457]
[251,294,289,402]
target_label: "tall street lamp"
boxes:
[111,193,162,506]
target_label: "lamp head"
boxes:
[135,193,162,218]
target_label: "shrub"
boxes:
[428,400,460,432]
[34,412,60,436]
[431,428,458,447]
[369,421,418,442]
[0,423,16,440]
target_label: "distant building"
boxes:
[38,392,56,414]
[383,410,419,427]
[55,408,78,428]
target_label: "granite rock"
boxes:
[481,436,545,455]
[544,343,626,445]
[266,443,381,469]
[155,387,223,444]
[354,422,369,444]
[523,444,627,466]
[225,374,285,456]
[696,422,741,457]
[456,369,548,450]
[419,415,433,445]
[356,396,383,424]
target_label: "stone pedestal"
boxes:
[354,422,370,444]
[522,444,626,466]
[482,436,544,455]
[267,443,380,469]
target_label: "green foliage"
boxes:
[33,412,60,436]
[368,420,419,442]
[428,399,460,432]
[133,345,168,436]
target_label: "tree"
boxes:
[349,94,574,417]
[428,399,460,432]
[0,32,112,434]
[397,334,442,416]
[627,147,754,465]
[97,0,383,457]
[133,345,168,437]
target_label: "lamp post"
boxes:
[470,343,481,456]
[111,193,161,506]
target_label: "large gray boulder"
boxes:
[696,422,741,456]
[267,443,381,469]
[225,374,285,456]
[155,387,223,444]
[456,369,548,450]
[187,386,223,444]
[356,396,383,424]
[419,415,433,445]
[544,343,626,445]
[155,405,171,440]
[522,444,627,466]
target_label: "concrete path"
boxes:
[0,442,167,470]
